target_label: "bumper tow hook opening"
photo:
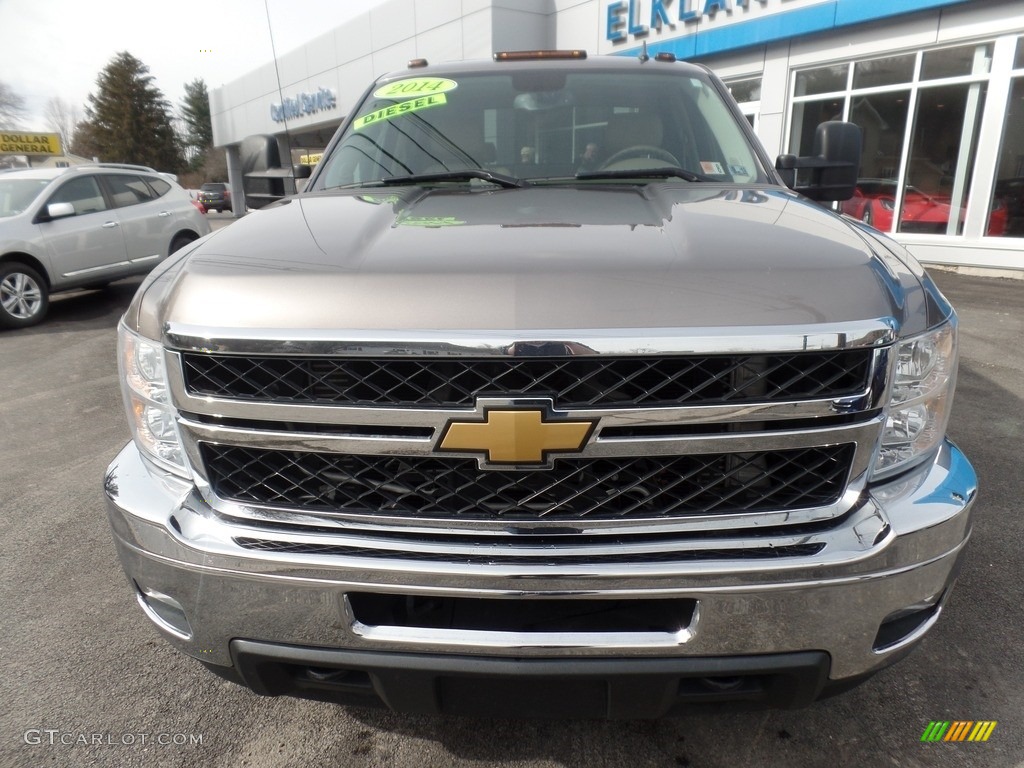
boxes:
[699,676,746,692]
[305,667,353,683]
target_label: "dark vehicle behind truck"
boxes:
[197,182,231,212]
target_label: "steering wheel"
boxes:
[601,145,680,170]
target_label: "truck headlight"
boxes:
[873,320,957,478]
[118,323,190,478]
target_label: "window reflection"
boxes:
[725,76,761,132]
[921,43,992,80]
[789,98,844,155]
[794,65,847,96]
[727,77,762,103]
[992,76,1024,237]
[792,41,1003,239]
[902,83,990,235]
[853,55,915,89]
[838,92,910,231]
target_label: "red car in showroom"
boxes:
[841,178,1006,235]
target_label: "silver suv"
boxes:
[0,164,210,328]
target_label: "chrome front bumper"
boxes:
[105,438,976,687]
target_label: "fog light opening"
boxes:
[135,582,193,640]
[873,593,944,653]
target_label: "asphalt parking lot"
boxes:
[0,257,1021,767]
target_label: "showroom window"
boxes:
[789,42,996,237]
[991,36,1024,238]
[725,76,762,130]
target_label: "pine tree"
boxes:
[70,119,99,159]
[79,52,183,172]
[180,78,213,168]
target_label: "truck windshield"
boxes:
[313,68,766,189]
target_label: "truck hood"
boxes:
[139,184,936,341]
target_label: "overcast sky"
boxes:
[0,0,388,132]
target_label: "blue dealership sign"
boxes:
[606,0,973,57]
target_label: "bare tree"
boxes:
[44,97,80,153]
[172,117,195,167]
[0,81,27,129]
[201,145,227,183]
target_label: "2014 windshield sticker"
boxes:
[354,93,448,130]
[373,78,458,100]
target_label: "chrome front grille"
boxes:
[168,324,892,558]
[201,444,855,521]
[180,350,872,408]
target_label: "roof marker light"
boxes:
[493,50,588,62]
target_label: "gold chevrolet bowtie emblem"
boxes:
[439,409,594,465]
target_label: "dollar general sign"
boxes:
[0,133,62,155]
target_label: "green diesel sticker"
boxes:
[373,77,457,100]
[354,93,448,131]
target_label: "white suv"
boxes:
[0,164,211,328]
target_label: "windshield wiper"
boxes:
[379,169,528,188]
[575,167,714,183]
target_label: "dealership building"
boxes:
[210,0,1024,272]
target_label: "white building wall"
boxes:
[493,2,554,51]
[552,0,603,51]
[756,42,791,163]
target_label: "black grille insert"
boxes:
[201,443,855,521]
[345,593,697,633]
[181,351,872,408]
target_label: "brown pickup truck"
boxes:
[105,50,976,718]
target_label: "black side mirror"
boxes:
[292,164,312,180]
[776,154,798,190]
[776,121,862,202]
[240,135,295,209]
